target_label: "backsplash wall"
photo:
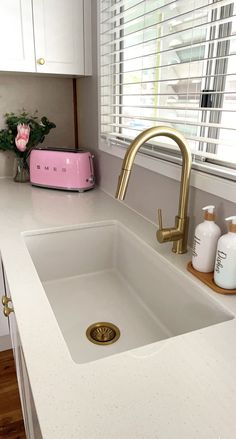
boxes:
[0,74,75,176]
[77,0,235,245]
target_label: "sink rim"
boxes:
[22,218,235,319]
[22,219,235,364]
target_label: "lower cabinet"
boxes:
[0,261,11,351]
[2,264,43,439]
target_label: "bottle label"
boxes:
[192,235,201,257]
[215,250,227,273]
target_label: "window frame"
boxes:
[98,0,236,203]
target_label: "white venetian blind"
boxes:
[99,0,236,166]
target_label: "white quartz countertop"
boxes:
[1,179,236,439]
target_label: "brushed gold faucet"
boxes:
[115,126,192,254]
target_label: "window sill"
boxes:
[99,140,236,204]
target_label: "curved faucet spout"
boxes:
[115,126,192,254]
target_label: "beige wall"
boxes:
[77,0,235,245]
[0,74,75,176]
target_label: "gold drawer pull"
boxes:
[2,295,11,306]
[3,305,14,317]
[37,57,45,65]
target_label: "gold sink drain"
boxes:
[86,322,120,345]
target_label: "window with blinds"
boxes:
[99,0,236,175]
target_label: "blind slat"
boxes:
[101,0,186,25]
[102,114,236,131]
[101,103,236,112]
[101,134,232,161]
[100,0,233,37]
[100,14,235,49]
[100,73,236,87]
[101,90,236,96]
[102,124,233,147]
[101,48,236,71]
[101,33,236,65]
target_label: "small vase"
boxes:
[14,157,30,183]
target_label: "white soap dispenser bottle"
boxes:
[214,216,236,289]
[192,205,221,272]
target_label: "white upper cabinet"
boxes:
[0,0,35,73]
[33,0,85,75]
[0,0,92,76]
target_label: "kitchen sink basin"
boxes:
[24,221,233,364]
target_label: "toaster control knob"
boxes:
[89,176,94,183]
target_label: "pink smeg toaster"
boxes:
[30,148,95,192]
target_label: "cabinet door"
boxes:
[8,309,32,437]
[0,260,10,351]
[20,348,43,439]
[5,270,42,439]
[0,0,35,73]
[33,0,85,75]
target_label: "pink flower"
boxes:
[15,123,30,152]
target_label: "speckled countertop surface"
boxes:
[1,179,236,439]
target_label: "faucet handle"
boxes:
[157,208,163,230]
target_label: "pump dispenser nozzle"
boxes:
[225,216,236,233]
[202,205,215,221]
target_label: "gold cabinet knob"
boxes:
[37,58,45,65]
[3,305,14,317]
[2,295,11,306]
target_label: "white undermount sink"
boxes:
[24,221,233,364]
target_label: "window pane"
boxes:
[100,0,236,166]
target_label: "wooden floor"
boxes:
[0,349,26,439]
